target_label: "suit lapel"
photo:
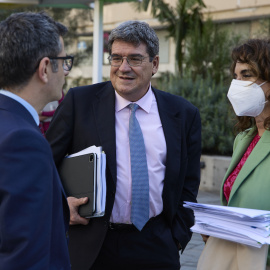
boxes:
[221,129,255,188]
[152,89,182,200]
[92,82,117,185]
[228,129,270,204]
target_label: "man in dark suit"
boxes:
[46,20,201,270]
[0,12,73,269]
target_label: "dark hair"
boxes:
[107,20,159,61]
[0,11,68,89]
[230,39,270,132]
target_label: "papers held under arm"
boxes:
[59,145,106,218]
[184,201,270,248]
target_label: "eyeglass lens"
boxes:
[109,56,144,67]
[63,58,73,71]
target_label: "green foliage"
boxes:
[133,0,206,76]
[155,72,235,155]
[254,18,270,38]
[184,19,242,84]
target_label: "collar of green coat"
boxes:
[221,127,270,205]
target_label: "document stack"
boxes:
[184,201,270,248]
[59,145,106,218]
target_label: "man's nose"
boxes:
[118,57,131,71]
[64,69,69,76]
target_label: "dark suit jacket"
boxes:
[46,81,201,269]
[0,94,70,270]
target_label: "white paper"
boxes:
[191,223,263,248]
[184,201,270,248]
[68,145,102,158]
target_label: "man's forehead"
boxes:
[111,40,147,53]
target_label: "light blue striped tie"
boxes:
[128,103,149,231]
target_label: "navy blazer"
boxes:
[46,81,201,269]
[0,94,70,270]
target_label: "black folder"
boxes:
[59,153,96,217]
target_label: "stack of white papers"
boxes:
[69,145,106,217]
[184,201,270,248]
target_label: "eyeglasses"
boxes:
[49,55,74,71]
[108,55,149,67]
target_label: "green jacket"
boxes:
[220,126,270,210]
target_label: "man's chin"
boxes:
[116,80,135,89]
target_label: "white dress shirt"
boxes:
[110,85,167,224]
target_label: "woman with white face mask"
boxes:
[197,39,270,270]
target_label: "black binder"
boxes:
[59,153,96,217]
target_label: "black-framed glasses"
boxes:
[49,55,74,71]
[108,55,149,67]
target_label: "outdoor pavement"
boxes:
[180,189,220,270]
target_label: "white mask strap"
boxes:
[259,81,267,87]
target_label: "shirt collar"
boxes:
[115,83,154,113]
[0,89,39,125]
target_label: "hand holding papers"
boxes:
[184,201,270,248]
[59,146,106,218]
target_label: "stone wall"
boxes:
[199,155,232,192]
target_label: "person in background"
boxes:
[0,11,73,269]
[39,90,64,135]
[197,38,270,270]
[46,20,201,270]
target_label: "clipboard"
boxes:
[59,153,96,218]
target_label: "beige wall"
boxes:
[204,0,270,11]
[204,0,270,22]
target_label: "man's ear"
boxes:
[38,57,50,84]
[152,55,159,76]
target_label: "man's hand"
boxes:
[67,197,90,225]
[201,234,209,244]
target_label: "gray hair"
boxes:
[107,20,159,61]
[0,11,68,89]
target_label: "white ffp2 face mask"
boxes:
[227,79,267,117]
